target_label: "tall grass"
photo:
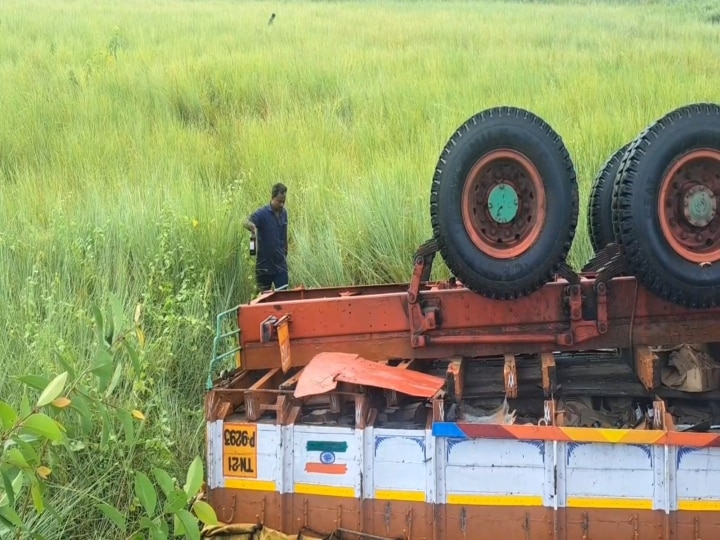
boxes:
[2,0,720,536]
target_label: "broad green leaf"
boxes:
[183,456,203,497]
[173,513,185,537]
[134,471,157,516]
[104,361,123,399]
[91,304,104,344]
[36,372,68,408]
[117,409,134,447]
[5,449,29,469]
[163,489,188,513]
[156,517,169,537]
[56,351,77,380]
[0,469,16,508]
[12,436,40,465]
[152,468,176,497]
[96,502,126,534]
[175,509,200,540]
[19,395,30,418]
[21,414,63,442]
[17,375,50,392]
[192,500,219,526]
[0,505,23,528]
[30,479,44,513]
[139,516,154,530]
[91,348,114,391]
[124,339,142,375]
[0,402,17,431]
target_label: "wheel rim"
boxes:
[658,149,720,264]
[461,149,547,259]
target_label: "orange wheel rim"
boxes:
[658,149,720,264]
[461,149,547,259]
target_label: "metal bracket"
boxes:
[260,314,293,372]
[541,353,557,397]
[504,354,517,398]
[408,240,441,348]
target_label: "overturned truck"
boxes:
[203,103,720,539]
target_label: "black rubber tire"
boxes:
[612,103,720,308]
[587,143,629,253]
[430,106,579,299]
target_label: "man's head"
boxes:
[270,182,287,212]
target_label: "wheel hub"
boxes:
[683,185,716,227]
[488,183,519,224]
[461,149,546,259]
[658,149,720,263]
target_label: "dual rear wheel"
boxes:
[431,104,720,308]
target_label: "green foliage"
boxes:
[0,301,217,539]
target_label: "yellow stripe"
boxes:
[678,499,720,511]
[375,489,426,502]
[447,494,543,506]
[294,483,356,498]
[225,478,276,492]
[566,497,652,510]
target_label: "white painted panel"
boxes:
[373,431,426,493]
[566,442,653,470]
[206,421,223,489]
[255,424,279,482]
[676,447,720,500]
[445,465,545,496]
[565,443,654,500]
[566,469,654,499]
[447,439,545,468]
[292,426,359,492]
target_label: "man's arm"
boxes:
[244,210,260,234]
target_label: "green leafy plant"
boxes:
[0,298,219,539]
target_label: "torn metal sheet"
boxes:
[293,352,445,399]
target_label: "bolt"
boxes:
[669,218,676,226]
[597,282,607,294]
[598,322,608,334]
[504,229,511,238]
[697,234,704,241]
[681,232,688,240]
[490,227,497,235]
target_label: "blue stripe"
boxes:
[432,422,467,438]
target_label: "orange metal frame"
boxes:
[237,241,720,372]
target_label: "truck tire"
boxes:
[430,106,579,299]
[587,143,629,253]
[612,103,720,308]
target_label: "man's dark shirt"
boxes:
[249,204,288,275]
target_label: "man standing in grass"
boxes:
[244,183,289,292]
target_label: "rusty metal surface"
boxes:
[236,273,720,371]
[207,489,720,540]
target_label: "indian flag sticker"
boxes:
[305,440,348,475]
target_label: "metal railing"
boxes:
[206,304,242,390]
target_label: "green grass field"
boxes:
[2,0,720,536]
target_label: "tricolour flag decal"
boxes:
[305,440,348,475]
